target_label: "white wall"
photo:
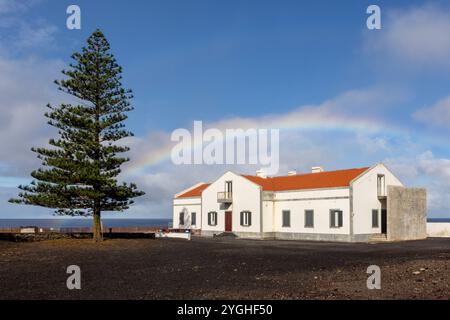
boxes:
[268,188,351,234]
[352,164,403,235]
[262,194,275,233]
[172,197,202,229]
[201,172,262,234]
[427,223,450,237]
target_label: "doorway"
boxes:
[381,209,387,234]
[225,211,232,232]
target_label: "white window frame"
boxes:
[240,211,251,227]
[377,174,386,197]
[330,209,343,228]
[208,211,217,226]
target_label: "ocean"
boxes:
[428,218,450,223]
[0,219,172,229]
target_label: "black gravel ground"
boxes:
[0,237,449,299]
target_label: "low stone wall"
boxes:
[0,232,155,242]
[0,233,89,242]
[200,230,220,237]
[427,223,450,237]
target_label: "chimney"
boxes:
[287,170,297,176]
[256,169,267,179]
[312,166,324,173]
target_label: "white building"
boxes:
[173,164,427,242]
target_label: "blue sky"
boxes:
[1,0,450,219]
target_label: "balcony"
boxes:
[217,192,233,203]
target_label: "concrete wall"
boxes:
[273,232,351,242]
[427,223,450,237]
[387,186,427,241]
[352,164,403,235]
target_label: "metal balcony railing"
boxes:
[217,192,233,203]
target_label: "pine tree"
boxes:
[9,29,144,242]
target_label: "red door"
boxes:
[225,211,232,232]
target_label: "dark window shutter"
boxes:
[179,212,184,226]
[248,212,252,226]
[372,210,375,227]
[192,212,196,225]
[208,212,211,226]
[282,210,290,227]
[338,211,343,227]
[240,211,244,226]
[213,212,217,226]
[330,210,335,228]
[305,210,314,227]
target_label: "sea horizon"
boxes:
[0,217,448,229]
[0,218,172,229]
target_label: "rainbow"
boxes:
[124,112,438,176]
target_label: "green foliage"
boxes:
[9,29,144,216]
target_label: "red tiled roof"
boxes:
[242,167,369,191]
[176,183,210,198]
[176,167,370,198]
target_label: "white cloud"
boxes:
[125,87,407,173]
[386,151,450,218]
[413,95,450,129]
[0,0,36,14]
[1,69,446,219]
[15,21,58,49]
[0,0,62,179]
[119,87,418,218]
[366,4,450,69]
[1,2,448,220]
[0,0,57,52]
[0,55,63,177]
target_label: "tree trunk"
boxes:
[93,205,102,242]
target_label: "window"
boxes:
[305,210,314,228]
[377,174,386,197]
[372,209,379,228]
[282,210,291,227]
[225,181,233,193]
[240,211,252,226]
[179,212,185,226]
[208,211,217,226]
[191,212,196,226]
[330,210,343,228]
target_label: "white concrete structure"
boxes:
[173,164,425,242]
[427,223,450,237]
[155,231,191,240]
